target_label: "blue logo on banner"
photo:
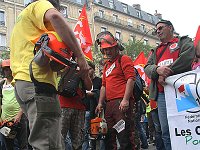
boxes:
[176,84,199,112]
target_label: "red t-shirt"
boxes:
[102,55,135,101]
[156,37,180,92]
[59,88,85,110]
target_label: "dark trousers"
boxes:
[105,99,135,150]
[4,114,30,150]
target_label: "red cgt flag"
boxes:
[133,52,147,66]
[133,52,148,85]
[194,25,200,47]
[74,5,93,61]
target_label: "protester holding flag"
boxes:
[9,0,89,149]
[144,19,195,150]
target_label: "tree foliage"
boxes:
[123,39,153,60]
[1,50,10,60]
[0,47,10,66]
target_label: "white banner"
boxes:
[164,69,200,150]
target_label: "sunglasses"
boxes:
[155,25,168,34]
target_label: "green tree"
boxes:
[0,47,10,60]
[1,51,10,60]
[124,39,153,60]
[91,45,104,76]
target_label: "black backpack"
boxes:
[133,68,145,101]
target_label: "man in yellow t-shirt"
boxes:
[10,0,89,149]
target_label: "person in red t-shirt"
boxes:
[95,31,136,150]
[59,66,92,150]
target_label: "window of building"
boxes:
[130,35,135,41]
[136,24,141,30]
[148,14,153,22]
[78,9,82,16]
[116,31,121,39]
[141,24,146,32]
[76,0,82,4]
[96,0,102,4]
[122,3,128,13]
[101,27,107,32]
[127,18,132,26]
[136,10,141,18]
[108,0,114,9]
[99,10,104,18]
[0,34,6,47]
[113,14,118,22]
[24,0,32,6]
[60,6,68,18]
[144,39,148,45]
[0,11,5,26]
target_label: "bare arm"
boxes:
[44,9,89,77]
[95,86,106,113]
[14,109,23,123]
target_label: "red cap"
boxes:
[1,59,10,68]
[100,34,117,49]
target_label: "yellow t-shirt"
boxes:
[10,0,57,87]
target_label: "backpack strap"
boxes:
[117,54,124,74]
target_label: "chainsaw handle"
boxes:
[97,109,105,119]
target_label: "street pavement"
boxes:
[147,143,156,150]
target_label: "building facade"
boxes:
[0,0,161,51]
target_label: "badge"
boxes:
[105,62,115,77]
[169,43,179,53]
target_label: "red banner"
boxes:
[74,5,93,61]
[194,25,200,47]
[133,52,151,86]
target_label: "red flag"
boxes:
[74,5,93,61]
[133,52,149,85]
[133,52,147,66]
[194,26,200,47]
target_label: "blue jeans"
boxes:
[151,108,165,150]
[157,93,172,150]
[65,132,72,150]
[0,133,6,150]
[136,117,148,149]
[82,111,90,150]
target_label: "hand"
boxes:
[156,66,173,78]
[13,114,22,124]
[77,56,89,78]
[0,118,3,126]
[95,103,103,114]
[86,91,94,98]
[158,76,167,86]
[119,99,129,112]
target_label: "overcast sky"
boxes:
[119,0,199,38]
